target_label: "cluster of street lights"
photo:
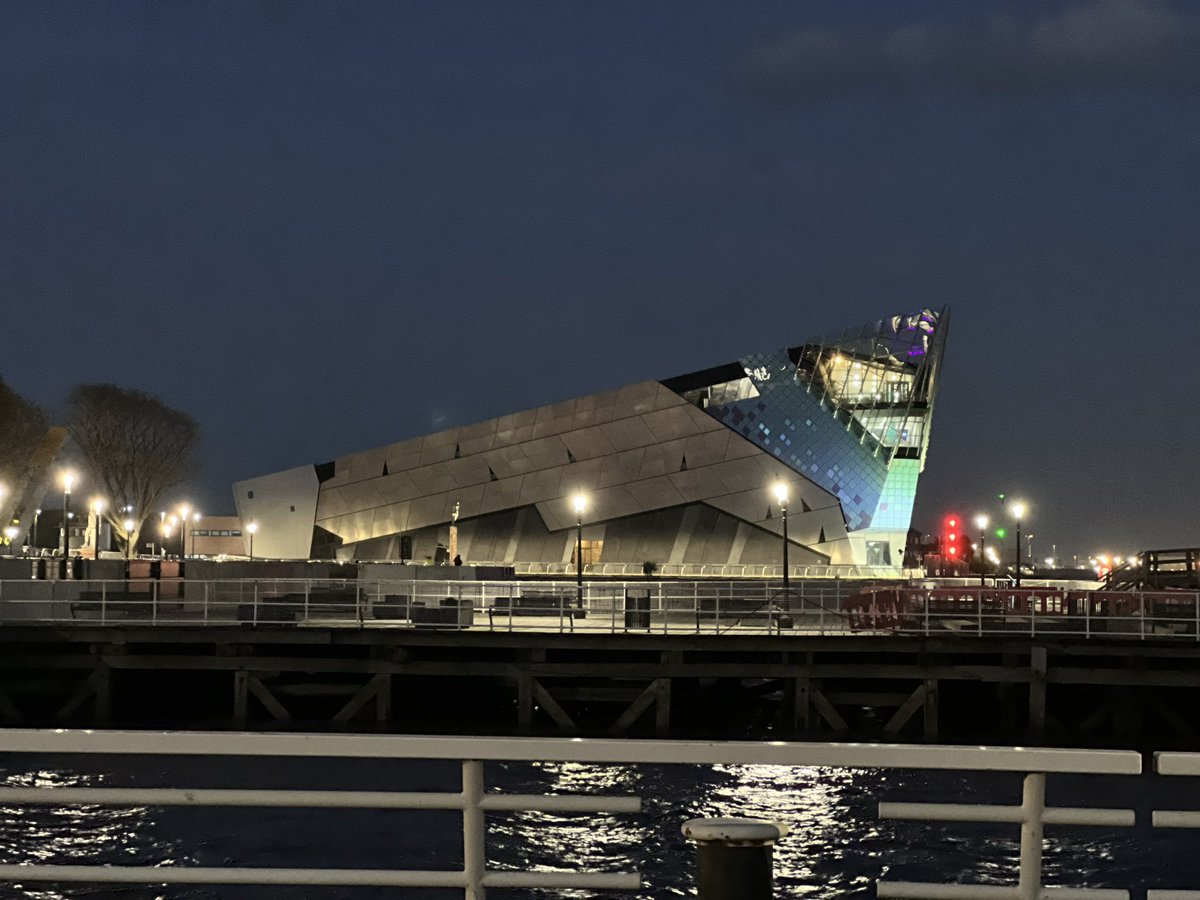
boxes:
[969,500,1029,586]
[45,469,211,560]
[1,470,265,562]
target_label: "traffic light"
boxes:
[943,515,960,559]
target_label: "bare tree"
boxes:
[0,377,50,525]
[68,384,199,555]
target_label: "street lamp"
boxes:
[90,498,106,558]
[191,512,201,558]
[1010,501,1027,588]
[3,524,18,554]
[123,517,136,561]
[247,521,258,561]
[32,508,41,549]
[60,471,76,555]
[974,514,988,586]
[572,494,586,612]
[178,504,190,557]
[772,482,790,595]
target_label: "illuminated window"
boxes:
[572,540,603,566]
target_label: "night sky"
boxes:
[5,1,1199,563]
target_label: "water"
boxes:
[1,753,1198,899]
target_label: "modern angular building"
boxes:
[235,308,947,573]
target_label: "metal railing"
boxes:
[847,585,1200,641]
[4,578,1200,639]
[507,560,920,579]
[0,577,858,634]
[0,730,1152,898]
[1150,751,1200,900]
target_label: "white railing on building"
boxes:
[0,730,1147,898]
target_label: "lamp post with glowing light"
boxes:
[572,494,586,613]
[975,515,988,586]
[178,504,190,557]
[32,508,41,549]
[4,525,19,553]
[1010,501,1026,588]
[60,472,75,555]
[90,498,106,558]
[123,517,136,560]
[191,512,200,557]
[247,521,258,561]
[772,482,790,595]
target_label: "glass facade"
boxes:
[665,308,947,535]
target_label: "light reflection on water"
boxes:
[1,756,1199,898]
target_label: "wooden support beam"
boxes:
[1147,691,1191,737]
[810,686,848,733]
[608,678,668,737]
[794,677,810,733]
[55,668,109,722]
[827,691,914,707]
[1028,646,1048,742]
[655,678,671,738]
[555,687,647,702]
[0,688,22,723]
[248,676,292,722]
[517,674,533,734]
[233,670,248,728]
[923,679,939,742]
[375,673,391,724]
[93,666,111,724]
[332,674,387,726]
[883,683,927,735]
[530,678,580,735]
[273,684,362,697]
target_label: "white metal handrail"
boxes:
[1146,752,1200,900]
[0,730,1145,898]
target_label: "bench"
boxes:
[411,598,473,629]
[71,590,183,621]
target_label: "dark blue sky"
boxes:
[5,1,1199,562]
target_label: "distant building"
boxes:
[188,516,247,558]
[235,308,948,572]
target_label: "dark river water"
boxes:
[2,752,1199,899]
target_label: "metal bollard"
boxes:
[682,817,786,900]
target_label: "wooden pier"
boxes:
[2,623,1200,747]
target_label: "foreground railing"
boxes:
[0,730,1155,898]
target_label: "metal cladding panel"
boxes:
[599,415,659,453]
[479,476,526,515]
[559,425,618,461]
[233,464,321,559]
[636,439,686,480]
[641,404,704,443]
[521,436,572,469]
[598,447,648,487]
[406,463,458,496]
[517,467,565,505]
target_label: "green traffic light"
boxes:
[994,527,1007,539]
